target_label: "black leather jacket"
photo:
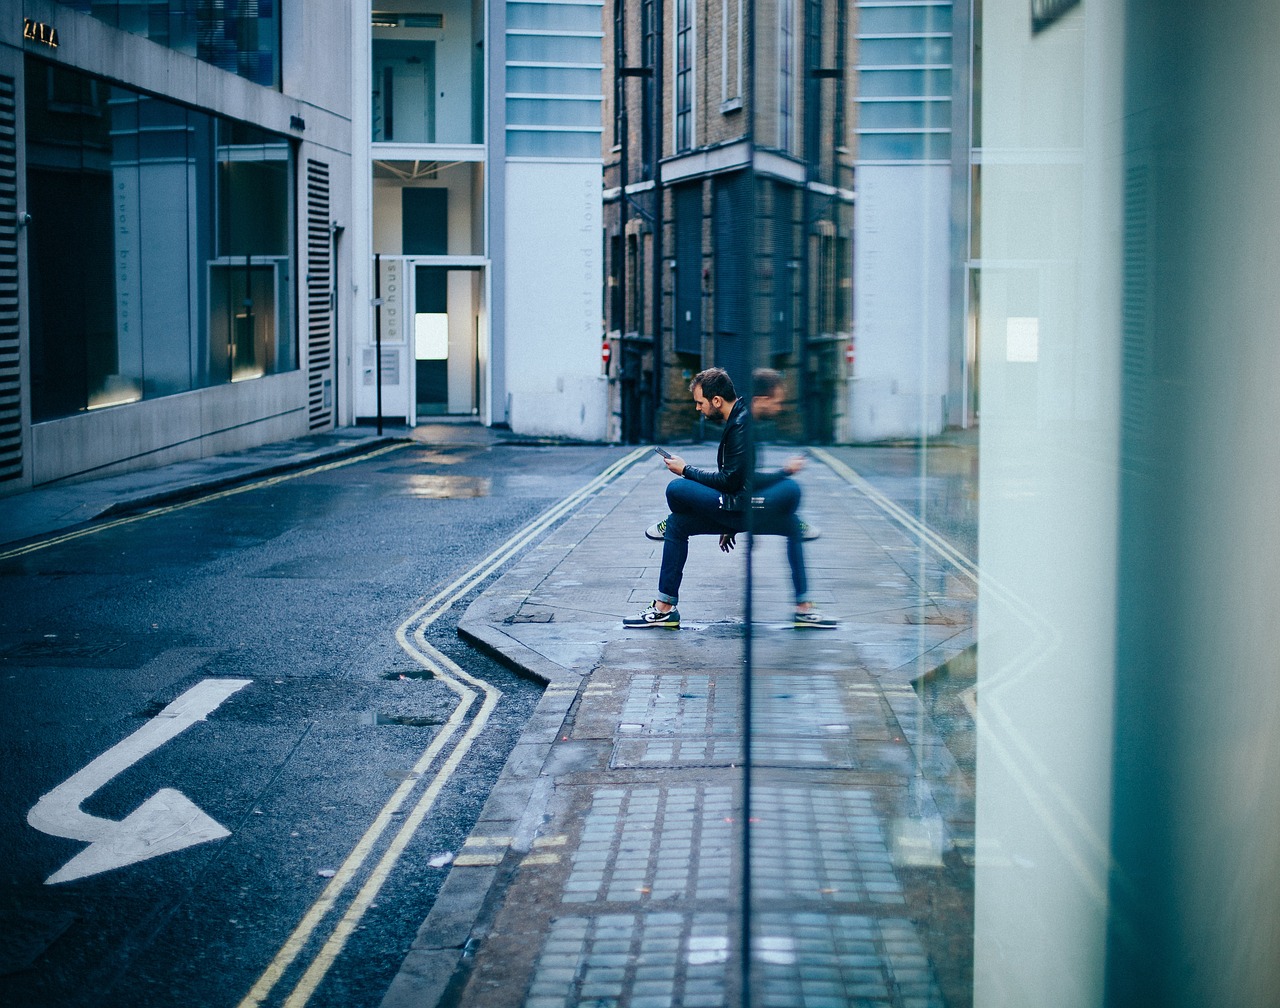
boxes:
[682,399,786,510]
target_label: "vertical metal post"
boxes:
[331,223,344,423]
[650,0,664,442]
[374,252,384,435]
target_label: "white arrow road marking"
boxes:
[27,678,252,885]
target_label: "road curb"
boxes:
[98,437,409,518]
[383,622,579,1008]
[381,454,654,1007]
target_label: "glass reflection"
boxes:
[738,0,974,1000]
[24,58,295,422]
[739,0,1280,1005]
[55,0,281,87]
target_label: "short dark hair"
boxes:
[752,367,784,399]
[690,367,737,402]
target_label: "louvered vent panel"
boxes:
[306,159,334,430]
[0,75,22,483]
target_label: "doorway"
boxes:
[372,40,437,143]
[410,263,483,418]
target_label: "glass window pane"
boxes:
[859,5,952,34]
[24,56,295,421]
[507,97,603,127]
[66,0,279,87]
[209,264,286,382]
[507,64,603,94]
[857,132,927,160]
[506,34,603,64]
[508,3,604,32]
[858,35,951,66]
[858,68,951,98]
[506,129,602,157]
[923,130,951,160]
[217,124,290,257]
[858,100,941,129]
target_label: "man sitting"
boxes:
[623,367,835,630]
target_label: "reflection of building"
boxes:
[603,0,855,443]
[353,0,609,437]
[850,0,974,440]
[2,2,350,490]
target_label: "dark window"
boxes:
[641,0,657,172]
[402,188,449,254]
[713,172,750,387]
[25,57,294,421]
[675,0,693,151]
[673,184,702,355]
[610,234,624,331]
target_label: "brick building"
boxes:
[602,0,856,442]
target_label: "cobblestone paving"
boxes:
[561,786,734,904]
[752,786,904,906]
[526,912,732,1008]
[753,913,946,1008]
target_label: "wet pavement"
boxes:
[0,426,979,1007]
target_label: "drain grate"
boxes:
[3,639,127,663]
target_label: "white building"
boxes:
[0,0,610,497]
[349,0,609,438]
[849,0,973,441]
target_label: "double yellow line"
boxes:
[239,445,650,1008]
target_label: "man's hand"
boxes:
[664,455,687,476]
[719,533,737,552]
[783,455,806,475]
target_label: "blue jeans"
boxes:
[655,476,808,606]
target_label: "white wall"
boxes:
[502,161,607,439]
[850,163,950,441]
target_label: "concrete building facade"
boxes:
[1,0,355,492]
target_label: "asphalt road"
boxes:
[0,440,630,1008]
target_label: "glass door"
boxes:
[411,264,482,418]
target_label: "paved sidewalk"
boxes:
[0,422,519,550]
[387,447,977,1008]
[0,428,405,549]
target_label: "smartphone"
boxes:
[653,447,673,459]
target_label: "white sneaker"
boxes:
[645,518,668,541]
